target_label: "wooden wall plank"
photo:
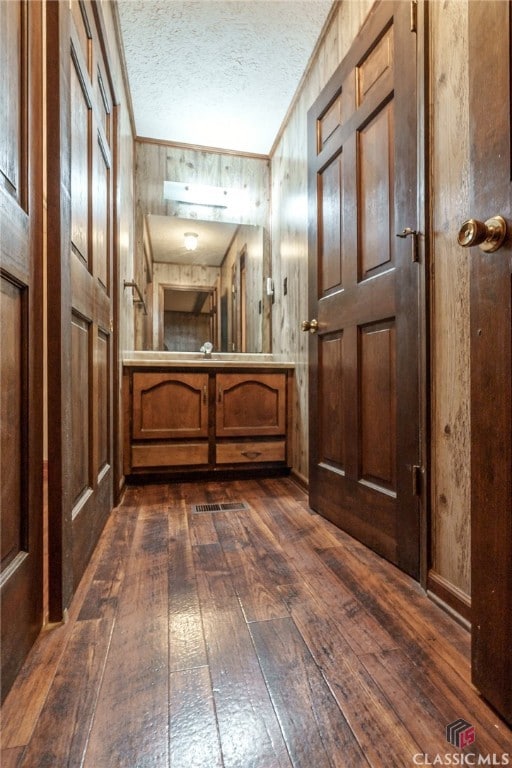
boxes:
[429,0,471,598]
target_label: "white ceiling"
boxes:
[116,0,334,155]
[145,214,241,265]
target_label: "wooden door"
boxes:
[307,0,421,577]
[46,0,116,616]
[466,0,512,726]
[0,0,44,700]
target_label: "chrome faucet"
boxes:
[200,341,213,358]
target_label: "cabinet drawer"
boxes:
[132,443,209,468]
[216,441,286,464]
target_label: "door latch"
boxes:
[412,464,422,496]
[396,228,419,262]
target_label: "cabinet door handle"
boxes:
[241,450,262,459]
[203,385,207,404]
[218,386,223,403]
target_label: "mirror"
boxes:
[144,214,271,353]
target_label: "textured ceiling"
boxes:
[145,214,241,266]
[116,0,334,154]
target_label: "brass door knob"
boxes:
[457,215,507,253]
[301,319,318,333]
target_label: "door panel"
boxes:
[47,0,115,613]
[360,321,396,493]
[0,0,43,701]
[319,156,342,292]
[308,0,420,577]
[467,0,511,726]
[359,103,394,276]
[318,333,344,470]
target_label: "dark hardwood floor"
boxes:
[1,478,511,767]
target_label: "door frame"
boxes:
[416,0,431,590]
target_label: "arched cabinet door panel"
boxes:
[132,372,209,439]
[216,373,287,437]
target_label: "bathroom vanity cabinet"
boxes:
[123,357,293,479]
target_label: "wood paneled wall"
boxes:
[428,1,471,599]
[270,0,472,599]
[135,141,270,349]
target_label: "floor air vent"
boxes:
[191,501,248,514]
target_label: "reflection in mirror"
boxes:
[161,285,218,352]
[145,214,271,353]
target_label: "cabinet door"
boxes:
[132,372,209,439]
[216,373,286,437]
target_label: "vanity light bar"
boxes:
[163,180,230,208]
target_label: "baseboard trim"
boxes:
[115,476,126,507]
[427,569,471,629]
[290,469,309,492]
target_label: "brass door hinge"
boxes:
[410,0,418,33]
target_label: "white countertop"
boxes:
[122,351,295,369]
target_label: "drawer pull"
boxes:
[241,450,262,459]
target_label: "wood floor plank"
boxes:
[289,598,422,767]
[200,601,293,768]
[129,506,172,571]
[78,506,138,621]
[192,542,238,608]
[83,511,170,768]
[359,648,465,756]
[251,496,398,655]
[0,504,120,749]
[0,621,73,748]
[18,618,114,768]
[168,500,208,672]
[213,511,291,622]
[359,648,511,757]
[189,510,220,546]
[250,617,370,768]
[316,546,471,675]
[195,531,292,768]
[0,746,25,768]
[169,666,222,768]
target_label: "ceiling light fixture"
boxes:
[184,232,198,251]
